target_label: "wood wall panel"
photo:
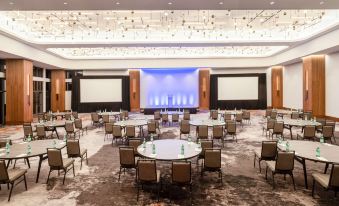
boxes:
[51,70,65,112]
[199,69,210,110]
[271,66,283,109]
[129,70,140,112]
[5,59,33,125]
[303,55,325,117]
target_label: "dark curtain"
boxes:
[210,73,267,110]
[72,73,130,113]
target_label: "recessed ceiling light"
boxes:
[320,1,325,5]
[63,2,68,5]
[116,2,120,5]
[219,2,224,5]
[270,1,275,5]
[9,2,14,5]
[168,2,172,5]
[164,12,169,16]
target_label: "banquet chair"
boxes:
[23,124,36,141]
[65,121,81,139]
[197,140,213,171]
[112,125,124,145]
[66,139,88,170]
[125,125,136,138]
[224,113,232,121]
[72,112,79,119]
[291,112,300,119]
[201,148,222,183]
[118,146,137,182]
[46,148,75,185]
[265,151,296,190]
[312,164,339,197]
[128,138,142,157]
[235,113,243,127]
[154,111,161,121]
[183,112,190,120]
[64,113,72,120]
[171,113,179,126]
[270,111,277,120]
[171,161,192,203]
[102,114,110,124]
[74,118,87,136]
[180,120,190,139]
[254,141,277,172]
[242,110,251,124]
[136,159,161,202]
[225,121,237,142]
[319,125,335,143]
[91,113,102,127]
[316,118,326,133]
[36,125,52,140]
[0,160,27,201]
[197,125,208,140]
[268,121,284,140]
[297,125,316,141]
[162,113,169,126]
[213,125,224,147]
[210,110,218,120]
[104,123,113,141]
[263,118,276,137]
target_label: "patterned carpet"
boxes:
[0,111,339,206]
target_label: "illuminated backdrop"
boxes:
[140,68,199,108]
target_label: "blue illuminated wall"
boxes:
[140,68,199,108]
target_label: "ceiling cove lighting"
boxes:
[0,10,338,44]
[47,46,288,59]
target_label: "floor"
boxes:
[0,111,339,206]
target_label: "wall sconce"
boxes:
[305,70,309,100]
[202,78,207,98]
[26,75,30,106]
[56,79,60,101]
[132,78,136,99]
[276,76,280,96]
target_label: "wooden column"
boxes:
[303,55,325,117]
[271,66,283,109]
[129,70,140,112]
[51,70,65,112]
[199,69,210,110]
[5,59,33,125]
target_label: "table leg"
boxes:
[301,158,308,189]
[55,128,59,139]
[324,163,329,174]
[25,158,31,168]
[290,126,293,140]
[36,155,44,183]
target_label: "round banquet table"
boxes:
[283,119,321,139]
[52,112,71,119]
[114,119,148,137]
[278,140,339,189]
[218,110,243,115]
[160,111,184,115]
[98,112,120,117]
[189,119,226,127]
[33,121,66,139]
[0,139,66,183]
[137,139,202,161]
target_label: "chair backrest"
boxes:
[38,113,45,121]
[183,112,190,120]
[273,121,284,133]
[148,121,156,133]
[0,140,12,148]
[162,113,169,121]
[128,138,142,153]
[326,120,336,127]
[270,111,277,119]
[304,112,313,120]
[224,113,232,121]
[0,160,9,182]
[198,125,208,139]
[204,149,221,169]
[126,125,135,138]
[65,113,72,120]
[113,125,122,137]
[137,159,157,182]
[304,125,316,138]
[267,118,276,130]
[172,113,179,122]
[36,125,46,137]
[265,109,272,117]
[243,111,250,119]
[211,110,218,120]
[65,121,75,133]
[105,123,113,133]
[316,118,326,125]
[45,113,52,121]
[180,120,190,133]
[154,111,161,120]
[23,125,33,136]
[329,164,339,188]
[67,139,81,156]
[102,115,110,123]
[236,113,243,121]
[72,112,79,119]
[322,125,334,138]
[47,148,63,167]
[226,121,236,133]
[123,111,129,119]
[261,141,278,159]
[291,112,299,119]
[119,147,135,167]
[200,140,213,156]
[275,151,295,171]
[213,125,223,139]
[172,161,191,184]
[91,113,99,122]
[74,118,82,129]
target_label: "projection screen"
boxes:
[80,79,122,103]
[217,77,258,100]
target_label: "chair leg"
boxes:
[118,167,122,182]
[63,169,67,185]
[137,182,140,201]
[265,166,268,179]
[46,169,52,184]
[80,157,83,170]
[312,179,316,197]
[272,172,275,189]
[72,164,75,177]
[157,183,160,202]
[24,174,27,190]
[291,173,296,190]
[86,152,88,165]
[8,182,14,202]
[253,154,256,168]
[259,159,262,173]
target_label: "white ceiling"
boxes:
[0,0,339,10]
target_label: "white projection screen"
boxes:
[80,79,122,103]
[218,77,259,100]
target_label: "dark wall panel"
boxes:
[72,74,130,113]
[210,73,267,110]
